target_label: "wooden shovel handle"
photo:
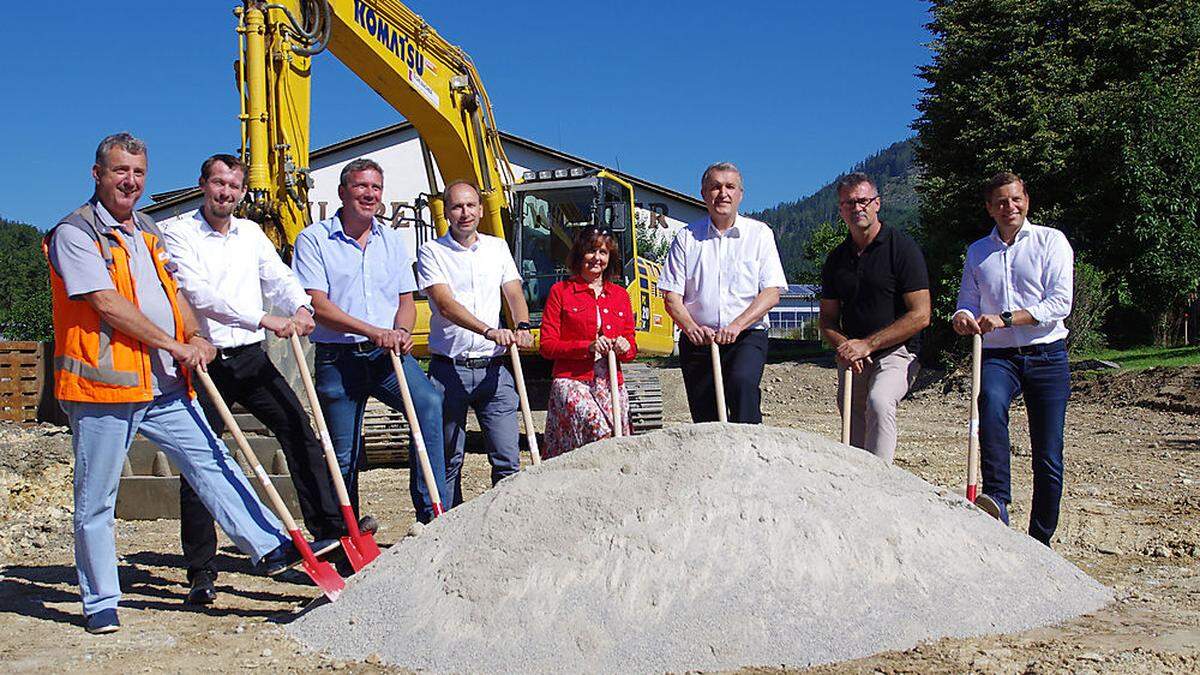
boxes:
[389,351,443,511]
[710,341,727,423]
[607,349,622,437]
[509,345,541,464]
[288,334,354,508]
[195,367,299,532]
[967,334,982,500]
[841,365,853,445]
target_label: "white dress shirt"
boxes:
[161,210,311,349]
[657,214,787,330]
[417,232,520,358]
[954,220,1074,348]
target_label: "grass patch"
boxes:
[1074,344,1200,371]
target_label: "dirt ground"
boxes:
[1,360,1198,673]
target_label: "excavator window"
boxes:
[515,179,636,320]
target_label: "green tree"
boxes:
[0,218,53,341]
[801,220,846,284]
[916,0,1200,349]
[634,211,671,263]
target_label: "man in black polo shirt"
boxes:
[819,172,930,463]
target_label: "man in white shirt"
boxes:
[952,172,1074,547]
[162,154,342,604]
[417,181,533,508]
[659,162,787,423]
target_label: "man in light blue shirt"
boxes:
[952,171,1074,547]
[292,158,446,523]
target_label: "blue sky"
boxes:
[0,1,931,229]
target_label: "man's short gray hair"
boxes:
[339,158,384,188]
[442,179,481,206]
[701,162,743,190]
[95,132,147,167]
[835,171,877,197]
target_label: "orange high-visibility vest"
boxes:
[43,201,192,403]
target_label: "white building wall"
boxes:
[148,131,705,258]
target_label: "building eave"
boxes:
[145,122,704,214]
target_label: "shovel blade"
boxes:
[288,529,345,602]
[339,533,381,572]
[336,505,381,572]
[350,532,382,562]
[302,558,345,602]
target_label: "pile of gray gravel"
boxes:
[287,424,1111,672]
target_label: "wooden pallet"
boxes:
[0,342,43,423]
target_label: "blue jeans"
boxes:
[64,391,286,616]
[314,344,447,523]
[978,343,1070,546]
[428,357,521,508]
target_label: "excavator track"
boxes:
[623,363,664,435]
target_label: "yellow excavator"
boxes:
[232,0,673,443]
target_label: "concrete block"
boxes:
[116,474,302,520]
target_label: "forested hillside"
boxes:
[748,138,918,282]
[0,217,53,341]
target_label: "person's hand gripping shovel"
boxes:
[289,334,381,572]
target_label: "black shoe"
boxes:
[85,608,120,634]
[358,514,378,536]
[185,570,217,606]
[257,539,342,576]
[257,542,302,577]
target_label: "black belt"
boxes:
[215,342,260,360]
[983,339,1066,357]
[316,341,378,354]
[432,354,502,368]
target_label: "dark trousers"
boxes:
[313,345,446,524]
[978,341,1070,546]
[679,329,768,423]
[180,343,342,580]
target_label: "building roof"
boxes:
[783,284,820,298]
[145,122,704,214]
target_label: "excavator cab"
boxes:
[511,168,637,322]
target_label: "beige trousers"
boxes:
[836,345,919,464]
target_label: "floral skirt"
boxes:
[543,359,631,459]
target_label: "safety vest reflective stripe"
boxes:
[53,355,141,387]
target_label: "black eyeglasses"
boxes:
[577,224,614,238]
[839,196,879,209]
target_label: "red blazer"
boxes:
[539,276,637,383]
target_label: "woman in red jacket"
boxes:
[539,225,637,458]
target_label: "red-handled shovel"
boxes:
[389,351,445,517]
[967,333,983,502]
[289,334,380,572]
[195,368,344,601]
[965,334,1003,519]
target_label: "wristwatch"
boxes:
[516,321,532,331]
[1001,311,1014,328]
